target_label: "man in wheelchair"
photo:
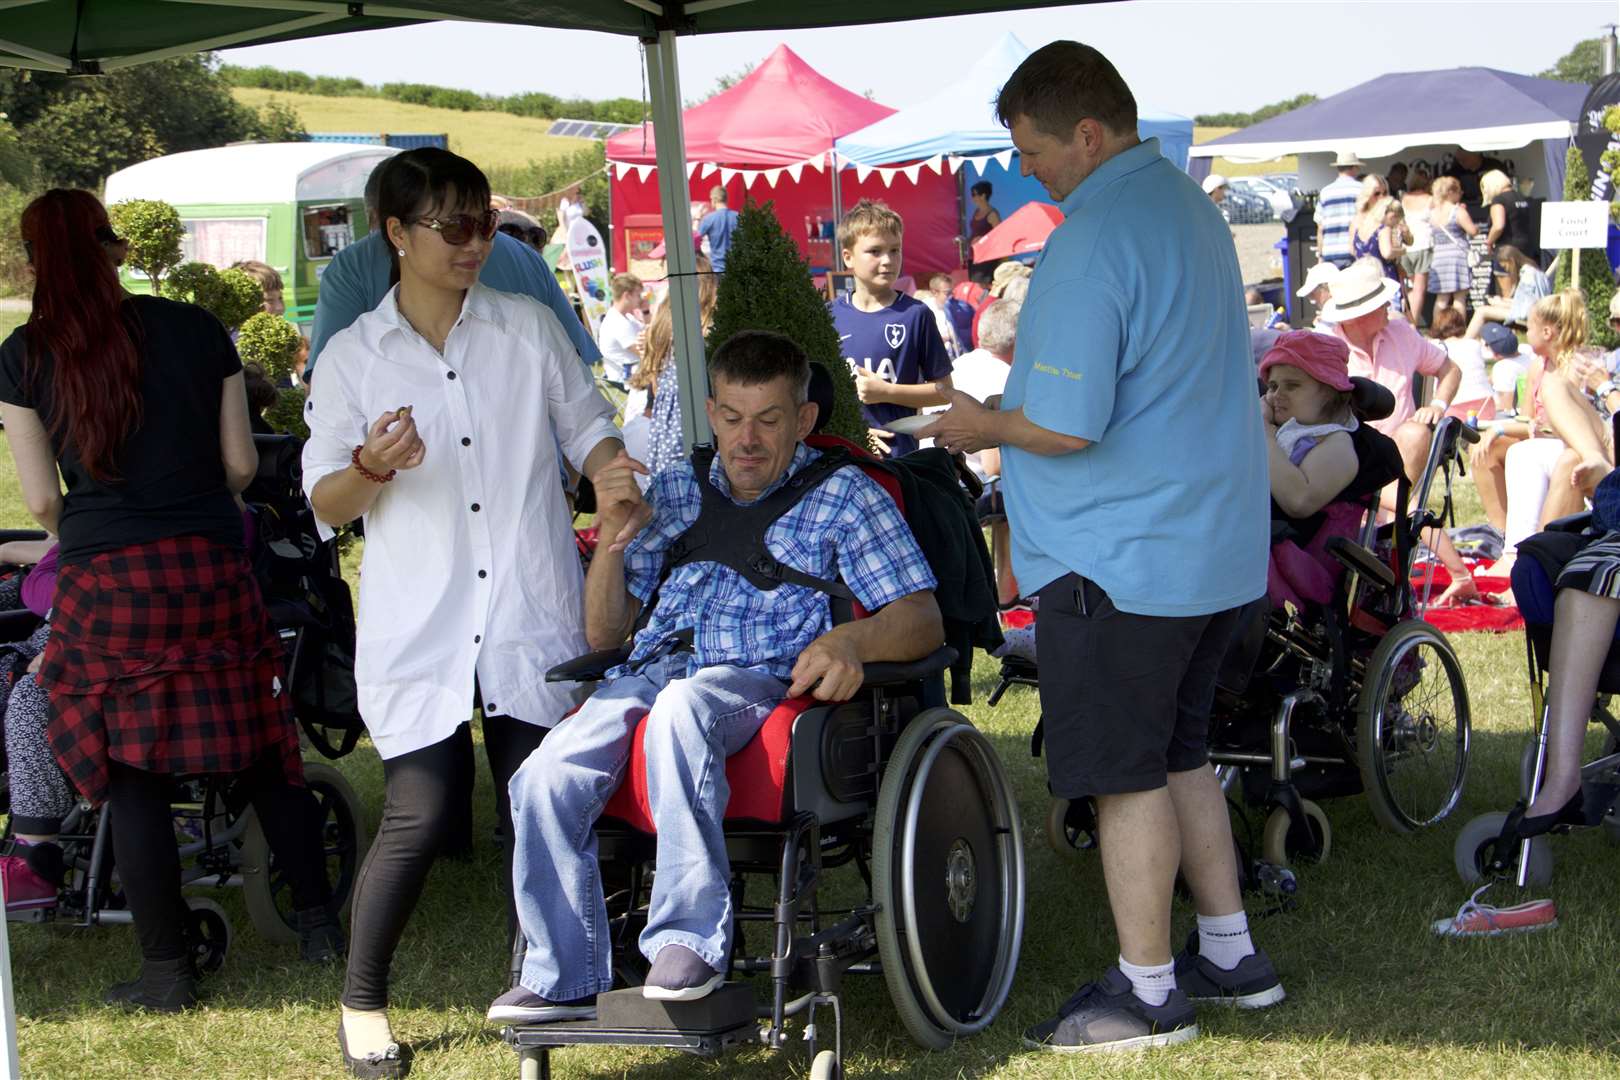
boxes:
[489,330,943,1023]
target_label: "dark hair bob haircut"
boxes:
[377,147,493,280]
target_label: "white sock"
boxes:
[1197,910,1255,971]
[1117,955,1175,1007]
[340,1005,396,1057]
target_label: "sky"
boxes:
[219,1,1616,119]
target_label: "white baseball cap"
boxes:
[1201,173,1229,195]
[1296,261,1341,298]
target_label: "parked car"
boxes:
[1230,176,1294,218]
[1222,184,1274,225]
[1262,172,1301,195]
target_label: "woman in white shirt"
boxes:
[302,149,623,1078]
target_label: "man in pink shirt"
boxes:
[1322,259,1477,606]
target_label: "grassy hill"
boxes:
[231,87,593,172]
[1193,126,1298,176]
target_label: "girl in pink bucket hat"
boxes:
[1259,331,1385,608]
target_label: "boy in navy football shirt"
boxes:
[829,200,953,456]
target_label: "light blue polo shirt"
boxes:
[307,230,600,378]
[999,137,1268,617]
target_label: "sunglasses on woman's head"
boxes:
[408,209,499,246]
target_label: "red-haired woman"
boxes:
[0,189,340,1011]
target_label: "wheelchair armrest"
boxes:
[860,645,958,689]
[0,529,49,547]
[1545,511,1596,534]
[546,645,633,683]
[1325,535,1397,592]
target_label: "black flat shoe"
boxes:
[338,1020,409,1079]
[105,956,197,1013]
[1513,790,1586,838]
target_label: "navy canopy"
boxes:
[1190,67,1585,194]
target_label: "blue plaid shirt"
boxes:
[617,443,937,681]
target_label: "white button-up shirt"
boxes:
[302,283,619,759]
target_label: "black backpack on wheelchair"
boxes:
[246,434,364,760]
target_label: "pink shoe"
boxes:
[1431,886,1556,937]
[1,853,57,912]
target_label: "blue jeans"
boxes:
[508,656,787,1000]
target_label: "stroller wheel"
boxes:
[185,898,232,975]
[1261,799,1330,867]
[1453,811,1552,886]
[240,761,368,944]
[1357,620,1471,833]
[1044,797,1098,860]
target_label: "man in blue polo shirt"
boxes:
[923,40,1280,1053]
[306,153,599,380]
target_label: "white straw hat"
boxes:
[1318,259,1398,323]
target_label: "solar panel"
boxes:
[545,118,635,140]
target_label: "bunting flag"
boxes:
[786,161,804,183]
[762,169,782,188]
[684,161,698,178]
[878,168,896,188]
[738,169,758,187]
[993,149,1014,169]
[925,155,944,175]
[699,162,718,179]
[633,163,654,182]
[720,167,738,184]
[902,163,922,184]
[854,163,873,183]
[946,155,965,174]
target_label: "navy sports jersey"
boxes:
[829,293,952,455]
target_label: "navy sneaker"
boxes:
[1173,931,1286,1009]
[1022,967,1197,1053]
[486,986,596,1024]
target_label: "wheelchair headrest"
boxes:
[807,361,835,434]
[1349,377,1395,423]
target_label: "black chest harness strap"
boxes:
[657,445,858,603]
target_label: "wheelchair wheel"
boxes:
[186,897,232,975]
[240,761,368,944]
[1356,619,1470,834]
[872,708,1024,1051]
[1454,811,1551,886]
[1044,797,1098,861]
[1261,799,1330,867]
[810,1049,841,1080]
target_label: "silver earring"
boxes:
[397,248,406,257]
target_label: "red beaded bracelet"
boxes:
[351,445,397,484]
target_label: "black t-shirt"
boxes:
[1490,191,1541,263]
[0,295,245,562]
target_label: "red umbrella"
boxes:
[971,201,1064,262]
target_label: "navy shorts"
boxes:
[1034,572,1244,798]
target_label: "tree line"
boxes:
[221,64,646,126]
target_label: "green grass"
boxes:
[230,88,593,172]
[4,405,1620,1078]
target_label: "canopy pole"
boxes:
[829,155,844,271]
[645,28,712,450]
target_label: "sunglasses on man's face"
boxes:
[409,209,499,246]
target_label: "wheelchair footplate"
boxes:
[504,984,759,1058]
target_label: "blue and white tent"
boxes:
[834,32,1192,223]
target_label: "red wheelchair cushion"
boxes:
[600,696,816,833]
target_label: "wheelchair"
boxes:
[2,435,366,964]
[991,381,1476,877]
[501,434,1025,1080]
[1452,512,1620,887]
